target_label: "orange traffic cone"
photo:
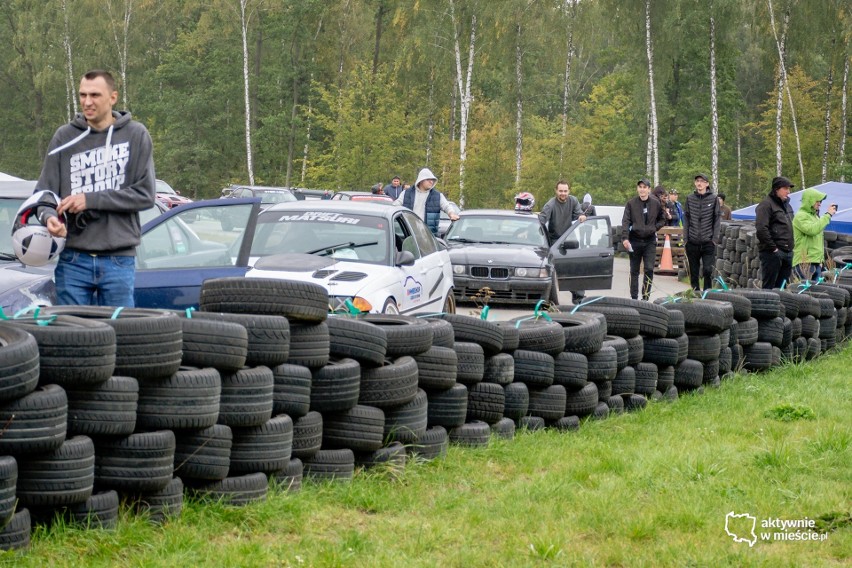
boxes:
[656,234,678,276]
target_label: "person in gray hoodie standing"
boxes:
[40,69,156,307]
[539,180,587,303]
[682,172,721,292]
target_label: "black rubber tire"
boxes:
[326,316,387,367]
[466,382,505,424]
[321,405,385,452]
[623,394,648,412]
[718,346,733,374]
[611,365,636,395]
[0,324,40,403]
[16,435,95,508]
[564,382,598,417]
[674,359,703,391]
[737,317,759,346]
[490,416,515,439]
[508,318,566,356]
[4,315,116,387]
[355,441,407,469]
[553,415,580,432]
[174,424,232,481]
[795,294,821,318]
[517,415,546,431]
[757,317,785,347]
[426,314,502,355]
[135,476,184,524]
[641,337,680,367]
[291,411,323,460]
[773,290,802,320]
[65,375,138,437]
[188,472,268,506]
[702,359,720,384]
[188,311,290,368]
[65,489,119,530]
[95,430,175,493]
[665,308,686,338]
[573,305,640,338]
[302,449,355,483]
[553,352,588,390]
[200,277,328,322]
[136,366,221,431]
[454,342,485,386]
[310,357,361,413]
[361,314,433,356]
[271,363,312,419]
[687,334,722,363]
[596,380,612,401]
[482,353,515,386]
[426,318,455,348]
[606,394,625,414]
[44,306,183,381]
[495,321,520,353]
[603,335,629,371]
[807,283,850,308]
[656,365,675,392]
[414,346,459,390]
[675,333,689,363]
[729,289,781,318]
[527,384,566,421]
[178,317,247,371]
[218,366,274,427]
[586,345,618,382]
[448,420,490,448]
[407,426,448,461]
[625,334,644,366]
[548,312,607,354]
[269,457,303,493]
[288,321,330,369]
[663,385,679,402]
[502,382,529,421]
[229,414,294,474]
[657,299,733,334]
[0,384,67,455]
[426,383,468,428]
[587,297,669,338]
[0,456,16,529]
[806,337,821,359]
[359,356,419,409]
[512,349,555,387]
[742,341,773,371]
[0,508,30,551]
[818,314,838,340]
[383,389,429,443]
[702,290,753,322]
[727,321,740,347]
[591,401,610,420]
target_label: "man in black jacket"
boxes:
[621,179,666,300]
[755,176,795,289]
[683,173,721,291]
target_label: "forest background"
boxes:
[0,0,850,211]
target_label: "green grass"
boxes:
[3,344,850,567]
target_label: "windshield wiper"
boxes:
[308,241,379,256]
[0,252,19,261]
[448,237,478,243]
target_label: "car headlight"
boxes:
[539,268,550,278]
[515,267,528,277]
[453,265,466,275]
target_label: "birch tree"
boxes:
[104,0,132,108]
[839,53,849,181]
[449,0,477,209]
[239,0,255,185]
[559,0,577,175]
[772,7,788,176]
[60,0,75,121]
[514,21,523,185]
[709,4,719,187]
[821,46,834,183]
[644,0,659,185]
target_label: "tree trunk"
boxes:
[710,10,719,188]
[736,125,742,204]
[61,0,75,121]
[839,53,849,182]
[240,0,255,185]
[822,55,833,183]
[559,0,576,175]
[645,0,659,185]
[301,73,313,185]
[285,43,302,187]
[105,0,132,109]
[450,0,476,209]
[427,67,435,165]
[372,1,385,76]
[646,113,652,176]
[515,23,523,186]
[772,4,789,176]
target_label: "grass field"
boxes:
[3,344,850,567]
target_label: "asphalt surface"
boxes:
[461,255,692,322]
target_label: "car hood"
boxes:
[0,261,56,312]
[246,253,393,296]
[447,243,548,266]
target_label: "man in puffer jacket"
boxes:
[393,168,458,235]
[682,173,721,291]
[793,187,837,281]
[755,176,795,289]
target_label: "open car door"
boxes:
[550,215,614,291]
[134,197,261,310]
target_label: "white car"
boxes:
[245,201,456,315]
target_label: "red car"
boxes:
[155,179,193,209]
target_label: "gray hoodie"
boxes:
[37,111,156,254]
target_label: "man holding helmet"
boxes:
[36,69,156,307]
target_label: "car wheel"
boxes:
[382,298,400,315]
[443,291,456,314]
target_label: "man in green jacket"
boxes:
[792,187,837,281]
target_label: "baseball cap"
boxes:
[694,173,709,182]
[638,178,652,187]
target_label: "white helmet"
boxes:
[12,190,66,266]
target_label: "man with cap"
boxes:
[755,176,795,289]
[621,178,667,301]
[682,172,721,291]
[666,188,684,227]
[383,176,403,200]
[393,168,458,235]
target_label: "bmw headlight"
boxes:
[515,267,528,277]
[539,268,550,277]
[453,265,466,275]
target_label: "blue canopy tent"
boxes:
[731,181,852,234]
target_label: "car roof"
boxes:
[0,180,38,199]
[264,199,407,218]
[228,185,293,192]
[458,208,538,218]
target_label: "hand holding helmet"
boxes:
[12,190,67,266]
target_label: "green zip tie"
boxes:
[716,276,729,290]
[780,279,787,290]
[570,295,604,313]
[111,307,125,319]
[343,299,361,316]
[185,307,195,319]
[480,305,490,320]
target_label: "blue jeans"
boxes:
[55,249,136,307]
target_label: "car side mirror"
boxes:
[395,250,416,266]
[559,240,580,252]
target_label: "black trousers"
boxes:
[685,241,716,291]
[759,249,793,289]
[628,237,656,300]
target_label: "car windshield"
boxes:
[259,191,298,205]
[156,180,177,195]
[445,215,546,246]
[251,210,391,265]
[0,197,25,258]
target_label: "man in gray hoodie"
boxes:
[539,180,587,303]
[40,69,156,307]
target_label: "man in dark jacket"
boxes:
[755,176,795,289]
[683,173,721,291]
[621,179,666,301]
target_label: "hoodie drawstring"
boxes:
[47,127,91,156]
